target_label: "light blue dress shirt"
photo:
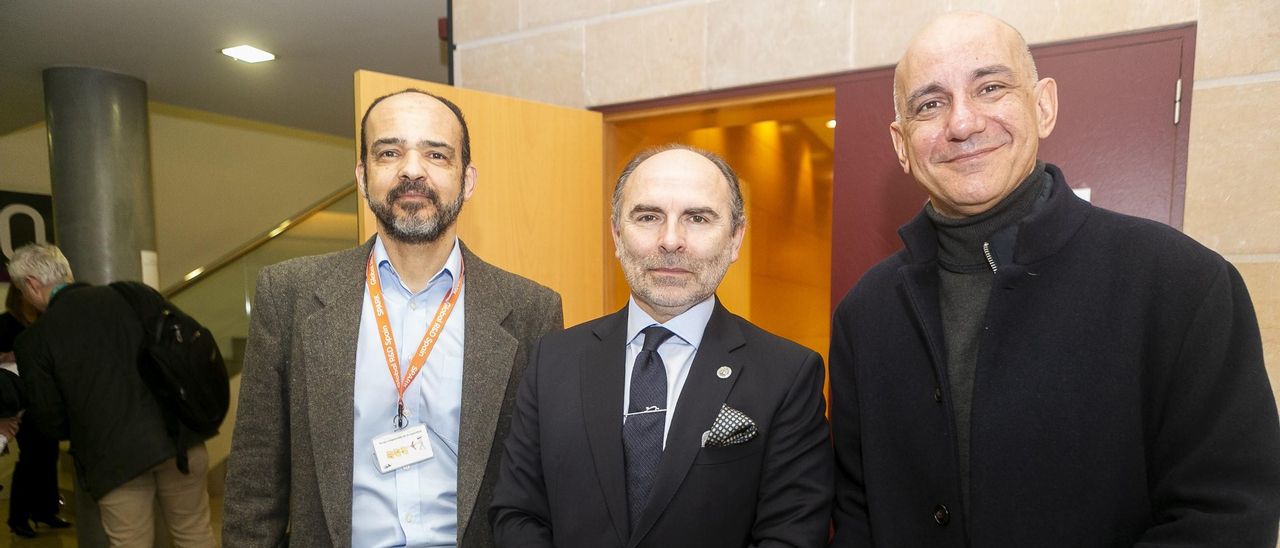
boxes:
[352,236,465,548]
[623,296,715,446]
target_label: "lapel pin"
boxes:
[716,366,732,379]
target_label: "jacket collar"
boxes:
[898,162,1093,267]
[45,282,89,311]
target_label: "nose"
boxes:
[945,96,986,142]
[657,219,685,253]
[398,152,427,182]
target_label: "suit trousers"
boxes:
[96,442,215,548]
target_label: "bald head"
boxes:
[893,12,1038,123]
[886,11,1058,218]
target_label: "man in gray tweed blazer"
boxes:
[223,89,563,548]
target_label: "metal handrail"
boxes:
[161,183,358,297]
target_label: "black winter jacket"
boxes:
[829,164,1280,547]
[14,283,201,499]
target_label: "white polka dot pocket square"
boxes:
[700,404,758,448]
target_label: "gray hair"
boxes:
[6,243,73,285]
[611,144,746,231]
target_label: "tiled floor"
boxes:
[0,446,224,548]
[0,496,77,548]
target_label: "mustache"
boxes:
[632,251,711,271]
[932,137,1006,162]
[386,179,441,206]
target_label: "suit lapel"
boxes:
[456,245,518,537]
[581,308,630,545]
[629,301,745,547]
[301,239,373,545]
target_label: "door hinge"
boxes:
[1174,78,1182,125]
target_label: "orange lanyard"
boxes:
[366,251,464,428]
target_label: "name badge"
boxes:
[372,423,433,473]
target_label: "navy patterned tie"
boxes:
[623,325,675,530]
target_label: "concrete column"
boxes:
[42,67,157,286]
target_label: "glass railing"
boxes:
[166,186,360,369]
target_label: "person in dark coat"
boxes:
[9,243,216,547]
[0,282,68,538]
[828,11,1280,547]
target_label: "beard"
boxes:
[618,242,734,313]
[365,175,465,244]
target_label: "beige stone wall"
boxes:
[1182,0,1280,405]
[456,0,1280,406]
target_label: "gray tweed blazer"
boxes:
[222,238,563,547]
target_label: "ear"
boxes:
[355,163,367,197]
[889,121,912,175]
[727,222,746,263]
[611,221,623,260]
[462,164,478,202]
[19,276,45,309]
[1034,77,1059,139]
[20,276,39,296]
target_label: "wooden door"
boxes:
[355,70,606,325]
[830,25,1196,305]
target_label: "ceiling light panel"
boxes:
[221,45,276,63]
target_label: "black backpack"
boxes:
[110,281,230,471]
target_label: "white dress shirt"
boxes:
[622,295,715,446]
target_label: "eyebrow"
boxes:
[629,204,663,216]
[905,83,946,110]
[683,207,720,218]
[972,64,1016,80]
[418,139,454,153]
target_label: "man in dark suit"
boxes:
[491,145,833,548]
[223,89,563,547]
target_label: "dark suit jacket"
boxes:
[222,238,563,548]
[491,301,833,548]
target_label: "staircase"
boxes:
[163,185,360,488]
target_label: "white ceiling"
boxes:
[0,0,451,138]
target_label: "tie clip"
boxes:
[625,406,667,416]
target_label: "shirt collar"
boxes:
[371,234,463,298]
[626,295,715,350]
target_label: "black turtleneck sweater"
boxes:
[925,161,1052,509]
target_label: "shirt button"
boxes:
[404,512,415,523]
[933,387,943,403]
[933,504,950,526]
[409,302,417,310]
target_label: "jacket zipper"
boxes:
[982,241,998,273]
